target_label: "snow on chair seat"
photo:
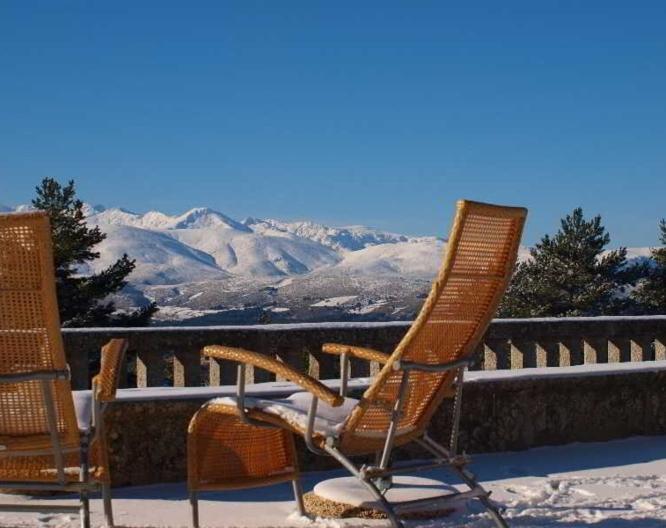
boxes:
[211,392,359,438]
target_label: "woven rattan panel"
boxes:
[0,212,80,455]
[188,404,298,490]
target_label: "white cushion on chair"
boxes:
[211,391,358,437]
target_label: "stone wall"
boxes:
[101,361,666,486]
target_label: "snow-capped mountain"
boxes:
[321,238,444,277]
[92,206,251,232]
[84,205,449,323]
[78,224,230,284]
[243,217,409,252]
[88,207,341,279]
[2,203,656,325]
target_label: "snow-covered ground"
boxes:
[1,435,665,527]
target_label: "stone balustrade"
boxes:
[62,315,666,390]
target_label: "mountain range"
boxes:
[1,204,653,325]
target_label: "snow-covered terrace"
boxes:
[2,435,665,527]
[3,317,666,527]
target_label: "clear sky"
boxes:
[1,1,665,246]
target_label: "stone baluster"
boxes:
[583,338,607,364]
[656,335,666,361]
[536,340,560,367]
[485,339,510,370]
[608,338,631,362]
[510,340,537,368]
[559,338,583,366]
[631,338,654,362]
[136,350,166,387]
[208,357,233,385]
[173,347,201,387]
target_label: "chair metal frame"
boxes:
[1,206,128,528]
[193,355,507,528]
[0,369,114,528]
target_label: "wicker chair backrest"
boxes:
[339,201,526,451]
[0,212,79,451]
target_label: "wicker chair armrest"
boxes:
[92,338,128,402]
[203,345,344,407]
[321,343,391,365]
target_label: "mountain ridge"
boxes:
[1,203,657,325]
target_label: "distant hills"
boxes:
[1,204,653,325]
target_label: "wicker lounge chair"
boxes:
[189,200,526,527]
[0,211,128,528]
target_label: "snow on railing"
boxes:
[61,316,666,390]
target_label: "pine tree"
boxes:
[632,220,666,314]
[32,178,157,326]
[499,208,644,317]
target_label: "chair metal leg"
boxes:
[451,466,509,528]
[189,491,200,528]
[358,475,402,528]
[323,445,403,528]
[79,486,90,527]
[479,495,510,528]
[102,482,114,527]
[292,479,306,517]
[420,434,510,528]
[79,437,91,528]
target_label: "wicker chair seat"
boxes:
[212,392,358,438]
[0,452,91,483]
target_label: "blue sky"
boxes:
[1,1,665,246]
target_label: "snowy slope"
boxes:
[90,207,341,279]
[78,224,229,285]
[169,227,340,277]
[91,206,251,232]
[323,238,444,277]
[244,217,409,252]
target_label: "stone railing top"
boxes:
[78,360,666,403]
[61,321,414,333]
[465,358,666,383]
[61,314,666,335]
